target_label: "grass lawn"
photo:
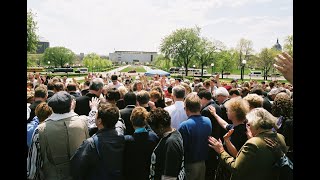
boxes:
[119,66,146,72]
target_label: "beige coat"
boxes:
[38,114,89,180]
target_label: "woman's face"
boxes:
[137,83,143,91]
[226,108,236,121]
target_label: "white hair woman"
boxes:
[208,108,288,180]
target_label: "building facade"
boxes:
[109,51,158,64]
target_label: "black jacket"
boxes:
[120,105,135,135]
[70,128,125,180]
[75,93,99,116]
[123,129,159,180]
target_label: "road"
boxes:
[67,65,286,82]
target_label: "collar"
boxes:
[134,127,148,133]
[125,105,136,108]
[173,101,184,106]
[45,111,78,121]
[162,128,176,138]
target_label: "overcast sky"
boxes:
[27,0,292,55]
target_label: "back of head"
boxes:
[124,92,137,106]
[106,88,121,102]
[67,83,77,92]
[54,82,65,92]
[184,93,201,113]
[48,91,72,114]
[197,90,212,100]
[117,86,128,98]
[89,78,104,91]
[130,106,148,127]
[34,85,48,98]
[97,102,120,128]
[250,87,263,96]
[147,107,171,130]
[246,107,277,130]
[243,93,264,109]
[35,102,53,122]
[172,85,186,99]
[136,90,150,105]
[271,92,293,118]
[215,87,229,97]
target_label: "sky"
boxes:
[27,0,292,56]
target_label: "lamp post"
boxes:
[193,64,195,77]
[241,60,247,81]
[211,63,214,76]
[181,66,184,79]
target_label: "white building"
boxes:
[109,51,158,64]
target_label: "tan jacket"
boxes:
[220,131,287,180]
[38,114,89,180]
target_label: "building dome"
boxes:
[273,38,282,51]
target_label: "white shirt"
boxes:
[107,81,124,89]
[164,101,188,129]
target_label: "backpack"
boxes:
[273,154,293,180]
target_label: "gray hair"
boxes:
[246,108,278,130]
[215,87,229,97]
[89,78,104,91]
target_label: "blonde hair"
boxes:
[184,93,201,113]
[225,97,250,121]
[243,94,263,109]
[118,86,128,99]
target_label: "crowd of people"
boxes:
[26,52,293,180]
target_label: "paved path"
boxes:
[67,65,286,82]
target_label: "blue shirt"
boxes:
[27,116,39,148]
[178,115,212,163]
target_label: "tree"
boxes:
[152,54,172,71]
[42,47,76,67]
[236,38,254,68]
[194,38,224,77]
[160,27,201,76]
[27,10,39,53]
[83,53,112,72]
[283,35,293,57]
[256,48,279,80]
[216,50,236,79]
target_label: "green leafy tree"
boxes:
[152,54,172,71]
[283,35,293,56]
[160,27,201,76]
[256,48,279,80]
[195,38,225,76]
[42,47,76,67]
[27,10,39,53]
[216,50,236,79]
[83,53,112,72]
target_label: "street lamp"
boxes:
[211,63,214,76]
[241,60,247,81]
[193,65,196,77]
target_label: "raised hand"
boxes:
[274,52,293,84]
[90,97,101,110]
